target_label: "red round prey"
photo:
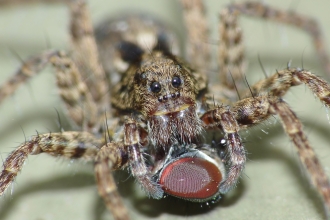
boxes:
[159,156,222,201]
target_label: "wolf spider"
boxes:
[1,0,330,220]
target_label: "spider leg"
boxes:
[201,106,246,193]
[270,99,330,215]
[232,95,330,216]
[180,0,210,72]
[179,0,209,96]
[0,51,99,132]
[0,0,110,132]
[124,118,163,199]
[94,142,129,220]
[246,68,330,108]
[68,0,109,113]
[219,2,330,93]
[218,5,246,92]
[0,131,102,196]
[95,119,151,220]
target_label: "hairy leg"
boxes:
[68,0,109,112]
[180,0,210,72]
[124,118,163,199]
[0,131,102,195]
[246,68,330,108]
[231,95,330,216]
[0,51,100,131]
[94,142,129,220]
[201,106,246,194]
[218,2,330,94]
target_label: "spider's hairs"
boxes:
[1,0,330,220]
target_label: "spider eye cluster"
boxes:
[150,76,182,94]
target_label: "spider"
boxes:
[0,0,330,220]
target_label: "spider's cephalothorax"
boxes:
[1,1,330,220]
[114,48,203,148]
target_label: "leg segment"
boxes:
[180,0,210,71]
[246,68,330,108]
[69,0,109,111]
[124,118,163,199]
[0,131,102,195]
[218,7,246,91]
[201,106,246,193]
[94,142,129,220]
[0,50,100,131]
[270,99,330,215]
[1,0,109,132]
[231,96,330,215]
[0,51,56,104]
[218,2,330,92]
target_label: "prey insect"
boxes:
[1,0,330,220]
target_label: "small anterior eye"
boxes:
[150,81,161,93]
[171,76,181,88]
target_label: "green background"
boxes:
[0,0,330,219]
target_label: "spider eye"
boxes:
[150,81,161,93]
[171,76,181,88]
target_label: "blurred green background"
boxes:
[0,0,330,219]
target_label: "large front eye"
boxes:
[172,76,181,88]
[150,81,161,93]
